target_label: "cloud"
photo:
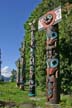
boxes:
[1,66,12,78]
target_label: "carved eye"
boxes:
[52,33,55,36]
[53,61,56,65]
[51,32,57,39]
[50,59,58,68]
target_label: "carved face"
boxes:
[44,14,53,24]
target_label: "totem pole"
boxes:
[0,49,4,81]
[28,20,36,96]
[16,58,20,87]
[38,6,62,104]
[19,41,26,90]
[0,49,1,77]
[0,48,2,81]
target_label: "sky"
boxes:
[0,0,41,72]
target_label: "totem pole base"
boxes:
[28,93,35,97]
[0,75,4,81]
[16,83,20,87]
[20,85,24,90]
[45,103,61,108]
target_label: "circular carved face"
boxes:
[40,11,56,29]
[44,14,53,25]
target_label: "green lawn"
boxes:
[0,82,32,103]
[0,82,72,108]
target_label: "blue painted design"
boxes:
[46,31,57,39]
[28,93,35,97]
[50,58,58,68]
[48,89,53,95]
[51,32,57,39]
[48,82,53,96]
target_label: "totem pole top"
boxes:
[38,6,62,31]
[0,48,2,64]
[29,20,36,31]
[16,58,20,68]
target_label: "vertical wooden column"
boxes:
[0,49,1,76]
[28,21,35,96]
[19,42,26,90]
[38,6,61,104]
[46,24,60,103]
[0,48,3,81]
[16,59,20,87]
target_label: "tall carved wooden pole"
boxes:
[28,21,36,96]
[19,41,26,90]
[0,48,2,81]
[46,25,59,103]
[16,58,20,87]
[0,48,1,77]
[0,48,4,81]
[38,6,62,104]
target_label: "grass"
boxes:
[60,94,72,108]
[0,82,32,103]
[0,82,72,108]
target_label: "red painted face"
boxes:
[46,68,57,75]
[40,11,56,29]
[46,38,56,45]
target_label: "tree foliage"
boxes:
[10,69,16,82]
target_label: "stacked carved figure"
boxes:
[41,11,59,103]
[46,26,59,103]
[28,23,35,96]
[16,42,25,90]
[16,58,20,87]
[19,42,26,90]
[38,6,62,103]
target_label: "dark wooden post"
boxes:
[19,41,26,90]
[0,48,1,77]
[0,48,3,81]
[38,6,62,104]
[28,21,36,96]
[16,58,20,87]
[0,48,4,81]
[46,25,60,103]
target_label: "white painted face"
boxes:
[30,80,34,84]
[38,6,62,30]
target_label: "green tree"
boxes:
[10,69,16,82]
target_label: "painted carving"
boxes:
[28,22,35,97]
